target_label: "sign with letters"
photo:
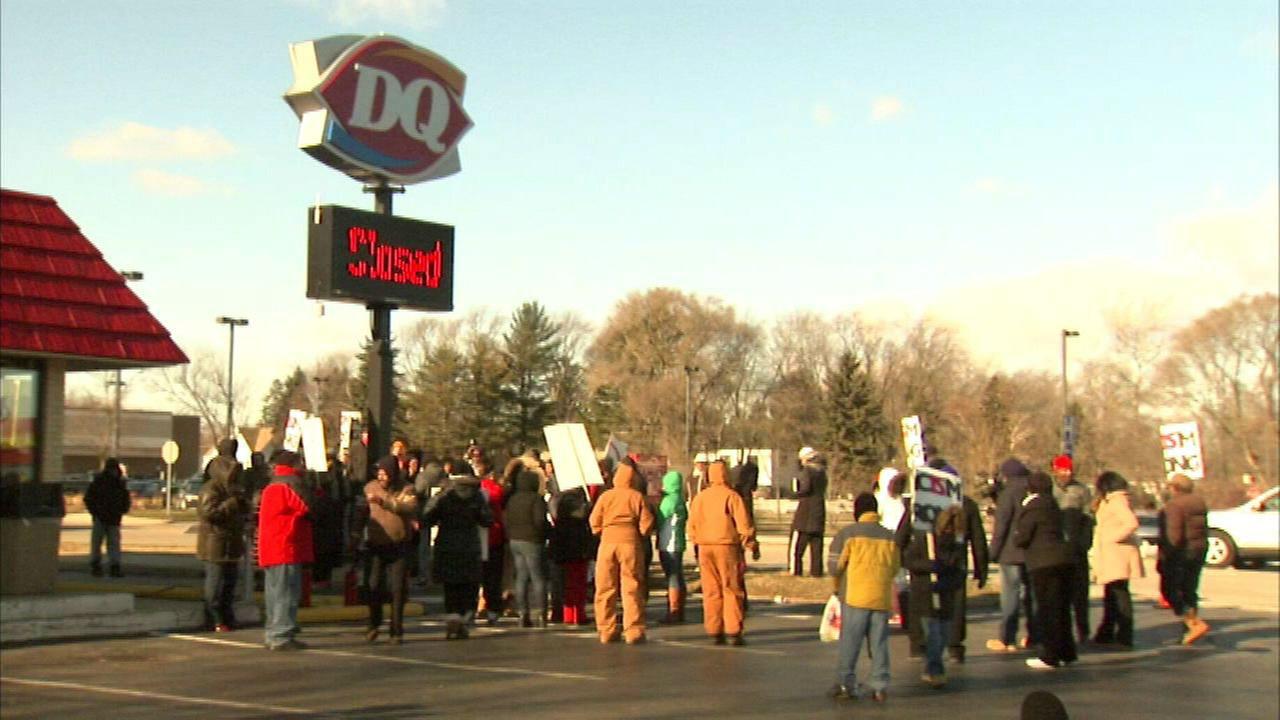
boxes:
[909,465,962,532]
[284,35,473,184]
[901,415,926,469]
[1159,421,1205,480]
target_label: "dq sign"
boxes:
[284,35,473,184]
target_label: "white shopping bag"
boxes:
[819,594,842,643]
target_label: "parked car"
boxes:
[1205,485,1280,568]
[126,479,162,499]
[176,478,204,510]
[1134,510,1161,547]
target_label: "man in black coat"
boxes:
[987,457,1037,652]
[790,447,828,577]
[197,438,248,631]
[84,457,131,577]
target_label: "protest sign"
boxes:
[909,465,962,532]
[901,415,926,469]
[284,409,307,452]
[302,416,328,471]
[543,423,605,492]
[1160,421,1205,480]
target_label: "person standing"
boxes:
[476,453,507,625]
[589,458,655,645]
[549,486,594,627]
[947,486,989,663]
[656,470,688,624]
[1091,471,1144,648]
[84,457,130,578]
[687,460,758,645]
[987,457,1037,653]
[354,456,419,645]
[1163,473,1210,645]
[1051,454,1093,643]
[1015,471,1077,670]
[505,466,550,628]
[257,451,313,651]
[423,467,493,640]
[898,501,967,687]
[790,447,828,577]
[196,438,248,632]
[827,492,898,702]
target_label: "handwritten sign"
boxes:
[909,465,961,531]
[901,415,926,469]
[1160,421,1205,480]
[283,409,308,452]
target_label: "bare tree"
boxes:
[146,348,252,449]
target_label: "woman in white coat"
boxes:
[1091,471,1144,648]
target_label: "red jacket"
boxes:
[480,474,506,547]
[257,467,314,567]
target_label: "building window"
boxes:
[1,366,41,483]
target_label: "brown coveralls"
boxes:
[589,463,655,643]
[687,461,757,639]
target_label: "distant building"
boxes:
[62,407,201,481]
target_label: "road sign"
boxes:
[161,440,180,465]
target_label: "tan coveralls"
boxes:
[687,461,757,638]
[589,464,655,643]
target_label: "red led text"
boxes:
[345,226,443,288]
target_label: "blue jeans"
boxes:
[924,616,950,677]
[509,540,547,615]
[203,561,238,627]
[90,520,121,567]
[836,605,890,692]
[998,564,1035,646]
[658,550,686,592]
[263,563,302,648]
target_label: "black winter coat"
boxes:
[990,474,1029,564]
[196,456,248,563]
[791,464,827,534]
[1014,494,1072,572]
[549,488,595,563]
[423,478,493,585]
[504,472,548,544]
[85,471,130,526]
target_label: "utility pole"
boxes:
[1061,329,1079,455]
[217,316,249,439]
[111,271,144,457]
[684,365,699,463]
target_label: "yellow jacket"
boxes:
[832,512,900,611]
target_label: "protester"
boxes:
[257,450,312,651]
[732,458,758,520]
[476,453,507,624]
[827,492,898,703]
[1015,471,1077,669]
[987,457,1037,653]
[84,456,130,578]
[790,447,828,577]
[872,467,908,629]
[413,459,446,588]
[1051,454,1093,643]
[945,470,989,663]
[549,485,595,627]
[589,457,655,644]
[898,501,966,687]
[423,466,493,640]
[505,464,550,628]
[1163,473,1210,645]
[196,438,248,632]
[353,456,419,644]
[1091,471,1143,648]
[656,470,688,624]
[688,461,758,645]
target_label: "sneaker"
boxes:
[729,634,745,646]
[712,634,726,645]
[624,635,646,645]
[827,684,854,701]
[599,633,619,645]
[486,611,500,626]
[365,628,380,643]
[870,690,888,703]
[986,639,1016,652]
[214,624,233,633]
[1025,658,1058,670]
[269,639,308,651]
[1183,621,1210,645]
[90,565,104,578]
[921,673,947,688]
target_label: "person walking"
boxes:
[84,457,130,578]
[1015,471,1077,670]
[257,450,313,651]
[898,501,967,687]
[827,492,899,702]
[196,438,248,632]
[423,467,493,640]
[1163,473,1210,645]
[656,470,688,624]
[549,486,594,627]
[790,447,828,577]
[947,484,989,663]
[1091,471,1144,648]
[505,465,550,628]
[476,453,507,625]
[987,457,1037,653]
[354,456,419,645]
[589,458,655,645]
[687,460,758,645]
[1051,454,1093,643]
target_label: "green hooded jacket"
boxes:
[656,470,687,553]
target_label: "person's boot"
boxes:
[109,563,123,578]
[674,589,686,623]
[90,561,103,578]
[520,612,533,628]
[660,590,683,624]
[1183,609,1210,645]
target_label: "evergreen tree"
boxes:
[260,367,307,431]
[824,350,890,495]
[459,330,509,456]
[500,302,560,451]
[403,342,469,460]
[349,335,409,444]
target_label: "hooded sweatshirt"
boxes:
[656,470,687,553]
[687,462,757,549]
[504,469,549,543]
[589,462,655,543]
[258,463,313,567]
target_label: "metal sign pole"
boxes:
[362,181,404,471]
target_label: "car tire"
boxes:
[1205,529,1237,568]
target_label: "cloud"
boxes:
[67,122,235,162]
[812,102,835,127]
[131,169,227,197]
[870,95,904,122]
[301,0,448,27]
[1169,184,1280,291]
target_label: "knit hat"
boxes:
[271,449,300,468]
[374,455,399,477]
[853,492,878,518]
[1051,455,1073,472]
[999,457,1030,479]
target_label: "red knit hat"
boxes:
[1051,454,1073,472]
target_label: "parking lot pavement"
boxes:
[2,590,1276,719]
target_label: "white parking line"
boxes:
[0,676,333,717]
[554,632,786,656]
[164,633,604,682]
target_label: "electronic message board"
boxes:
[307,204,454,311]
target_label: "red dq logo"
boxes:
[286,36,474,185]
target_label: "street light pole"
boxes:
[684,365,699,462]
[111,271,144,457]
[1061,329,1079,455]
[216,316,249,439]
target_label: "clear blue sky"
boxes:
[2,1,1276,412]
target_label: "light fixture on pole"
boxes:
[216,316,249,439]
[1061,329,1080,455]
[111,271,144,457]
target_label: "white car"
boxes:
[1205,485,1280,568]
